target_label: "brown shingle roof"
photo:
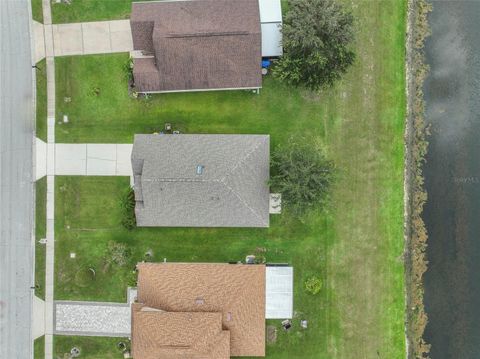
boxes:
[133,263,266,357]
[130,0,262,92]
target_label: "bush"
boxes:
[270,138,334,215]
[274,0,355,90]
[126,269,138,287]
[121,187,136,230]
[305,276,322,295]
[105,241,130,267]
[123,57,134,83]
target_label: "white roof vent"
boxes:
[196,165,204,175]
[195,298,205,305]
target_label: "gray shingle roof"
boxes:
[132,134,270,227]
[130,0,262,93]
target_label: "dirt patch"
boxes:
[267,325,278,344]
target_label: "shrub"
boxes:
[123,57,134,83]
[105,241,130,267]
[305,276,322,295]
[126,269,138,287]
[121,187,136,230]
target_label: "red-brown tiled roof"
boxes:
[132,303,230,358]
[133,263,266,357]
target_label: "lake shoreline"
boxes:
[404,0,432,358]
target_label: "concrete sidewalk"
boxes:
[41,1,55,356]
[33,296,45,340]
[33,21,45,63]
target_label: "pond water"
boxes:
[423,1,480,358]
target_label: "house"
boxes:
[130,0,262,93]
[131,262,294,358]
[131,134,270,227]
[130,0,283,93]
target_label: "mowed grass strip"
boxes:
[50,0,160,24]
[31,0,43,23]
[53,0,406,357]
[35,176,47,300]
[35,59,47,142]
[34,336,45,359]
[51,0,132,23]
[323,1,407,357]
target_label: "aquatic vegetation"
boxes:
[404,0,432,358]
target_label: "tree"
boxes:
[274,0,355,90]
[270,139,334,215]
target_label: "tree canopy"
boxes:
[274,0,355,90]
[270,139,334,215]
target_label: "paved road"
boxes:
[0,0,34,358]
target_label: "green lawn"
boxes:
[54,336,128,359]
[53,0,406,358]
[50,0,288,24]
[35,59,47,142]
[55,54,328,145]
[51,0,159,23]
[31,0,43,23]
[35,177,47,299]
[52,0,131,23]
[34,336,45,359]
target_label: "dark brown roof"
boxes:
[130,0,262,92]
[133,263,266,357]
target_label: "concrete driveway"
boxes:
[54,20,132,56]
[36,141,133,179]
[37,20,133,58]
[55,301,130,337]
[55,143,133,176]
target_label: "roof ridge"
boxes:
[218,137,269,226]
[189,313,224,355]
[165,30,250,38]
[221,136,267,182]
[143,178,215,183]
[221,181,267,226]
